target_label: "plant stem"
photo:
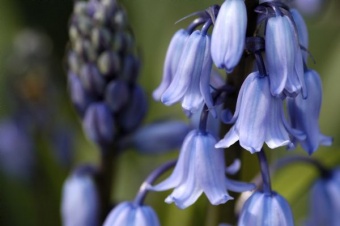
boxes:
[257,149,272,194]
[95,144,116,223]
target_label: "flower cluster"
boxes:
[61,0,335,226]
[150,0,333,225]
[67,0,145,148]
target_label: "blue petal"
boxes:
[165,135,202,208]
[196,133,232,205]
[287,69,332,154]
[238,191,294,226]
[161,31,202,105]
[153,29,189,100]
[199,35,216,117]
[136,206,160,226]
[211,0,247,72]
[215,126,239,149]
[103,202,131,226]
[266,16,294,97]
[290,8,309,61]
[150,130,197,191]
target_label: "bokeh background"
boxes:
[0,0,340,225]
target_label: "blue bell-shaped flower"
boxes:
[211,0,247,73]
[287,69,332,154]
[238,191,294,226]
[266,15,303,97]
[305,168,340,226]
[150,129,254,209]
[153,29,189,100]
[160,30,214,116]
[103,202,160,226]
[215,72,305,153]
[61,165,99,226]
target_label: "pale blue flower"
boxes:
[61,166,99,226]
[266,15,301,97]
[150,130,254,209]
[153,29,189,101]
[305,168,340,226]
[238,191,294,226]
[287,69,332,154]
[103,202,160,226]
[211,0,247,73]
[160,30,214,116]
[215,72,305,153]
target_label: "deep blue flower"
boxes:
[150,130,254,209]
[215,72,305,153]
[305,168,340,226]
[61,165,99,226]
[160,30,214,116]
[103,202,160,226]
[238,191,294,226]
[153,29,189,101]
[287,69,332,154]
[266,15,303,97]
[83,102,116,146]
[211,0,247,73]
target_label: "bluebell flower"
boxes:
[215,72,305,153]
[61,165,99,226]
[287,69,332,154]
[153,29,189,101]
[103,202,160,226]
[150,130,254,209]
[123,120,191,154]
[211,0,247,73]
[83,102,116,146]
[305,168,340,226]
[266,15,303,97]
[238,191,294,226]
[160,30,215,116]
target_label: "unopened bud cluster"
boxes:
[67,0,146,148]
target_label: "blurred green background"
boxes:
[0,0,340,225]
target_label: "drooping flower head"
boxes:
[215,72,305,153]
[287,69,332,154]
[150,129,254,209]
[153,29,189,101]
[103,202,160,226]
[160,30,214,116]
[211,0,247,73]
[265,13,302,97]
[305,168,340,226]
[238,191,294,226]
